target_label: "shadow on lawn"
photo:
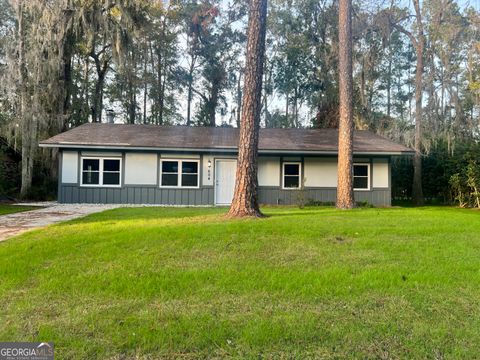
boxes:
[261,207,336,217]
[62,205,431,228]
[64,207,228,225]
[63,206,344,226]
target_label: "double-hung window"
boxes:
[160,159,199,188]
[353,163,370,190]
[282,162,301,189]
[81,158,121,186]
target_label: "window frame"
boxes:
[353,163,371,191]
[159,159,200,189]
[282,161,302,190]
[80,156,122,188]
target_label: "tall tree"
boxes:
[77,0,148,123]
[227,0,267,218]
[194,14,239,127]
[15,0,31,196]
[411,0,425,205]
[5,0,75,196]
[0,0,14,131]
[147,1,182,125]
[336,0,355,209]
[393,0,425,205]
[181,2,219,126]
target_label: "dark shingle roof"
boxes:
[39,123,413,155]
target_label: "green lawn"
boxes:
[1,206,479,359]
[0,204,39,215]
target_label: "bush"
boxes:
[0,149,21,196]
[304,199,335,207]
[392,140,480,205]
[23,178,58,201]
[449,160,480,209]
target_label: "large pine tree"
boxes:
[411,0,425,206]
[392,0,425,206]
[227,0,267,218]
[336,0,355,209]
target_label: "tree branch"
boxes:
[392,23,417,49]
[191,87,208,102]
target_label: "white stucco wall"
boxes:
[372,158,389,188]
[124,153,158,185]
[61,151,78,184]
[304,157,338,187]
[258,157,280,186]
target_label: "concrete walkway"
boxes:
[0,202,121,241]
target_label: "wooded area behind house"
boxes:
[0,0,479,206]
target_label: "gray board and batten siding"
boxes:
[57,149,392,206]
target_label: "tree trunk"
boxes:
[159,67,166,125]
[143,43,148,124]
[441,66,445,118]
[360,57,366,109]
[227,0,267,218]
[208,93,218,127]
[387,44,392,118]
[336,0,355,209]
[21,125,34,197]
[17,0,32,197]
[186,56,196,126]
[158,47,164,125]
[236,71,242,128]
[149,43,158,124]
[159,16,168,125]
[263,61,272,127]
[128,81,136,124]
[92,73,105,123]
[293,85,299,127]
[91,55,108,123]
[392,0,425,205]
[22,110,38,198]
[58,41,73,132]
[412,0,424,206]
[78,58,90,125]
[285,93,289,123]
[186,83,193,126]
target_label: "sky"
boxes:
[366,0,480,12]
[456,0,480,9]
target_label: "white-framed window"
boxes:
[160,159,199,188]
[81,157,122,187]
[282,162,302,189]
[353,163,370,190]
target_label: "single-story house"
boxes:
[39,123,413,206]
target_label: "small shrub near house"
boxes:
[450,160,480,209]
[0,141,21,197]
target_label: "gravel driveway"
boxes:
[0,202,121,241]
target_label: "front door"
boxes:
[215,159,237,205]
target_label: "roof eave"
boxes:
[38,142,414,156]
